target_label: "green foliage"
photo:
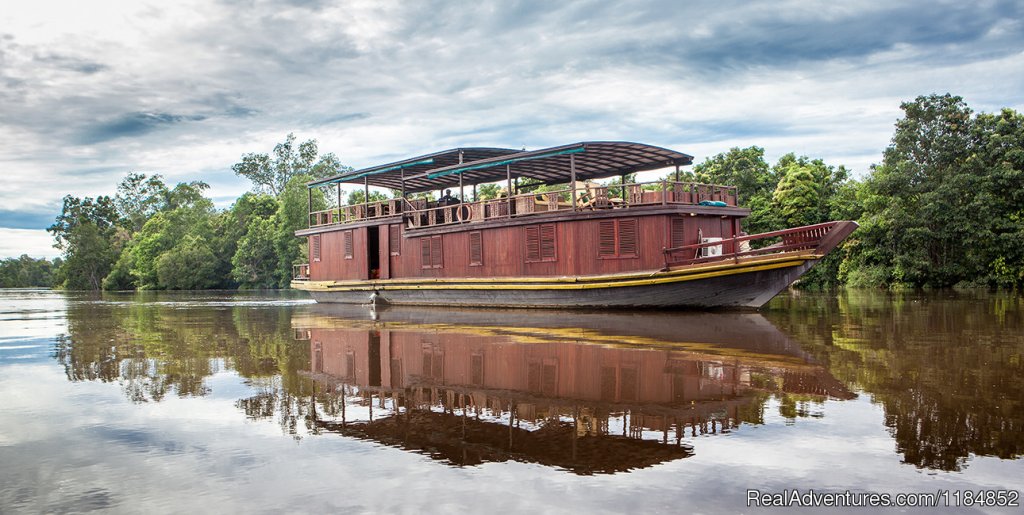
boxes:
[60,222,117,290]
[232,133,349,197]
[274,176,320,286]
[156,235,221,289]
[48,195,123,290]
[115,173,170,232]
[845,94,1024,289]
[474,183,501,200]
[232,215,280,288]
[345,189,390,205]
[0,255,59,287]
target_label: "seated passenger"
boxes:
[439,189,460,205]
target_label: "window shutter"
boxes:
[343,230,353,259]
[389,224,400,256]
[540,224,556,260]
[311,235,321,262]
[420,237,431,269]
[430,235,443,268]
[525,226,540,262]
[598,220,616,258]
[618,218,638,256]
[469,231,483,266]
[671,216,685,248]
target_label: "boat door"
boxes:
[367,226,382,279]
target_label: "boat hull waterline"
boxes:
[292,254,817,309]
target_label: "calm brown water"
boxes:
[0,289,1021,513]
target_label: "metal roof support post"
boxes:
[364,176,369,206]
[674,164,680,182]
[506,164,512,218]
[307,187,312,227]
[459,172,464,202]
[400,168,406,198]
[505,164,512,195]
[336,182,342,222]
[570,153,577,211]
[621,173,627,202]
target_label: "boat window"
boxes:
[389,224,401,256]
[420,236,443,269]
[469,231,483,266]
[671,216,686,248]
[343,230,354,259]
[525,223,556,263]
[598,219,639,259]
[311,235,321,262]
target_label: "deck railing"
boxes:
[306,180,738,230]
[293,263,310,280]
[662,221,845,268]
[309,198,405,228]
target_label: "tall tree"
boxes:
[114,173,170,232]
[849,94,978,287]
[232,133,349,197]
[48,195,123,290]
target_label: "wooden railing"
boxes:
[663,222,847,268]
[293,263,310,280]
[306,181,739,230]
[309,198,405,227]
[399,180,739,230]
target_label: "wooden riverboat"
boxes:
[291,142,856,308]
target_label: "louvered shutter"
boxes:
[430,235,442,268]
[469,231,483,266]
[598,220,616,257]
[618,219,637,257]
[539,224,556,260]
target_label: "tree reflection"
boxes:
[767,290,1024,471]
[53,293,314,439]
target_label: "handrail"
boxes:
[293,263,310,280]
[662,222,844,268]
[309,198,405,227]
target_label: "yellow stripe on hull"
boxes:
[292,253,812,293]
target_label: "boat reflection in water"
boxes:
[295,306,854,474]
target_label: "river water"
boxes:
[0,289,1021,513]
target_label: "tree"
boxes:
[48,195,123,290]
[0,255,58,288]
[345,189,390,206]
[232,133,350,197]
[156,234,220,290]
[232,216,281,288]
[114,173,169,232]
[60,223,117,290]
[849,94,978,287]
[48,195,121,252]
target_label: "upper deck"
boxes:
[300,141,741,235]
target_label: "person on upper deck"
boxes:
[439,189,460,205]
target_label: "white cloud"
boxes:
[0,229,60,259]
[1,0,1023,257]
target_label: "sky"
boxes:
[1,0,1022,259]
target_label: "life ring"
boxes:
[456,204,473,222]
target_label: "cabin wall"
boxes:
[389,213,740,279]
[308,213,740,281]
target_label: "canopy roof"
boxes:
[309,141,693,193]
[309,147,521,190]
